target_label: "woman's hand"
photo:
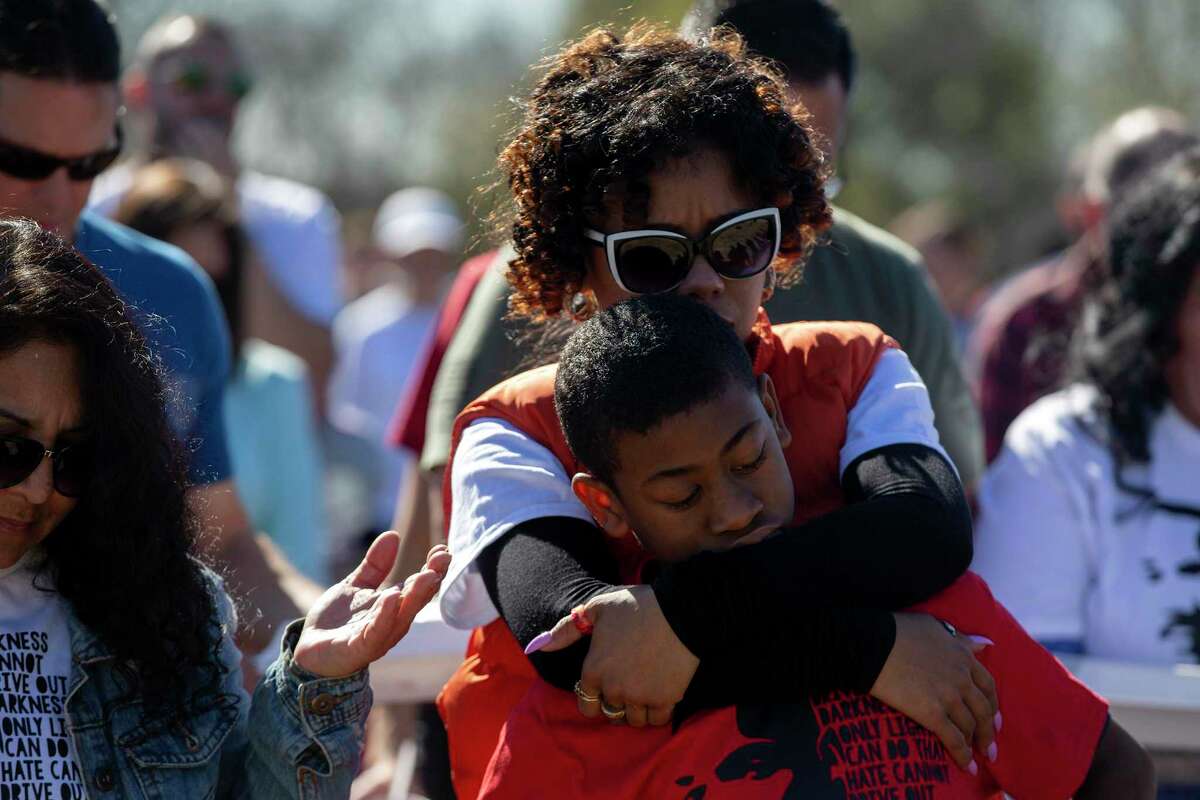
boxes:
[870,613,999,773]
[292,533,451,678]
[531,585,699,727]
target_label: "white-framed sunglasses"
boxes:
[583,207,781,295]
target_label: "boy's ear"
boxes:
[758,374,792,449]
[571,474,632,540]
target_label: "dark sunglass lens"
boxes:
[709,217,777,279]
[51,445,91,498]
[0,437,45,489]
[67,146,122,182]
[0,147,60,181]
[615,237,691,294]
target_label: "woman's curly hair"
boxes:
[0,219,225,724]
[496,23,832,320]
[1077,146,1200,464]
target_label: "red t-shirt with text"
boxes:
[479,572,1108,800]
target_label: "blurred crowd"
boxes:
[2,0,1199,798]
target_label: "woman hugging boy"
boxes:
[483,294,1151,799]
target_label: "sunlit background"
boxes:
[105,0,1200,282]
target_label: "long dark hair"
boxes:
[1077,146,1200,464]
[0,219,224,722]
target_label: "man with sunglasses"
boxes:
[89,13,343,397]
[0,0,313,655]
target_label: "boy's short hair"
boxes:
[555,295,756,486]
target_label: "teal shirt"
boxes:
[225,340,327,580]
[75,212,234,485]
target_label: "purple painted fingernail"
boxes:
[987,742,998,763]
[967,635,995,647]
[524,631,553,655]
[994,711,1003,732]
[967,760,978,776]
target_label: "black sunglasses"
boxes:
[583,207,782,295]
[0,126,123,182]
[0,435,92,498]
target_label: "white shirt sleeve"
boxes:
[439,417,595,629]
[840,348,951,476]
[238,173,344,326]
[971,394,1097,642]
[326,315,369,437]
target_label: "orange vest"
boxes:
[438,314,896,800]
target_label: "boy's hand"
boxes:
[870,613,999,774]
[530,585,698,727]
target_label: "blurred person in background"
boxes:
[329,188,462,542]
[967,107,1198,462]
[973,146,1200,669]
[366,244,503,800]
[0,0,316,652]
[115,158,328,582]
[90,13,342,405]
[329,189,463,800]
[353,244,502,800]
[890,201,990,352]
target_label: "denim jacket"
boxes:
[62,572,371,799]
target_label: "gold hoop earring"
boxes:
[761,268,777,303]
[566,290,598,322]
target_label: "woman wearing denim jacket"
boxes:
[0,218,449,798]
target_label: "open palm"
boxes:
[293,532,451,678]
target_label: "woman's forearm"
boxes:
[652,445,969,680]
[676,606,896,713]
[479,445,968,697]
[477,517,621,690]
[480,519,899,701]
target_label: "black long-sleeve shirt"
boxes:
[477,443,971,706]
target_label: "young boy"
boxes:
[480,294,1153,799]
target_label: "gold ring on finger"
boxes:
[574,681,601,704]
[600,700,626,721]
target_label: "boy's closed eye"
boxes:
[732,441,768,474]
[655,439,769,511]
[660,487,700,511]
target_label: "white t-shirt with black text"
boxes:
[0,550,86,798]
[974,385,1200,664]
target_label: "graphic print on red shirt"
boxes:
[479,573,1109,800]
